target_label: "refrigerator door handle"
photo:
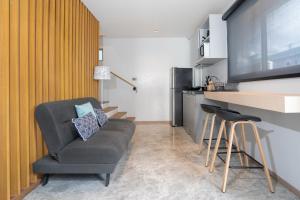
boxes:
[172,67,175,89]
[172,90,176,126]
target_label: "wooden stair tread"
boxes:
[103,106,118,113]
[126,117,136,122]
[110,112,127,119]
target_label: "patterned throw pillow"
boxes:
[72,112,99,141]
[94,108,108,127]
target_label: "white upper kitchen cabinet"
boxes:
[191,14,228,66]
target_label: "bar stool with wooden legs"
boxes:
[209,109,274,193]
[199,104,244,167]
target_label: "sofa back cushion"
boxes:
[35,97,101,158]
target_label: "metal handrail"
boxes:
[111,71,137,92]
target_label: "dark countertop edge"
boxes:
[182,90,204,95]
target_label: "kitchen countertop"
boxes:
[183,90,204,95]
[204,91,300,113]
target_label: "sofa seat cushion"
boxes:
[100,119,136,140]
[57,130,129,164]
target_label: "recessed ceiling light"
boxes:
[153,29,159,33]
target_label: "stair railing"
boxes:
[111,71,137,92]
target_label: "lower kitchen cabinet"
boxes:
[183,92,226,143]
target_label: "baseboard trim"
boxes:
[269,170,300,197]
[11,181,40,200]
[135,121,171,125]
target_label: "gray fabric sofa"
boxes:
[33,97,136,186]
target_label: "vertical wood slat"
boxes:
[1,0,100,199]
[85,7,88,97]
[91,17,94,97]
[19,0,30,189]
[90,13,92,96]
[0,0,11,199]
[96,18,101,98]
[85,12,90,96]
[95,18,97,97]
[60,0,65,99]
[69,0,73,98]
[96,19,99,98]
[96,20,100,99]
[78,1,83,97]
[85,8,88,97]
[88,12,90,96]
[10,0,21,196]
[35,0,44,161]
[74,0,79,98]
[81,5,85,97]
[89,13,91,96]
[81,6,84,97]
[43,0,49,104]
[55,0,61,100]
[29,0,37,184]
[42,0,50,155]
[64,0,69,99]
[74,0,78,97]
[71,0,74,98]
[49,0,56,101]
[81,4,85,97]
[93,17,98,98]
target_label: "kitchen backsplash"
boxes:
[194,59,228,86]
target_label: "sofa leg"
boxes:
[105,173,110,187]
[41,174,49,186]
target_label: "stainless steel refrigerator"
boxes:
[170,67,192,127]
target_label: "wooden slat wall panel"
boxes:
[0,0,11,199]
[0,0,100,199]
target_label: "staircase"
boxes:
[99,70,137,122]
[101,101,135,122]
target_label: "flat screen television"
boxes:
[224,0,300,82]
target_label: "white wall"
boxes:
[202,60,300,191]
[102,37,191,121]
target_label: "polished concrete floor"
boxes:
[25,124,299,200]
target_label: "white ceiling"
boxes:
[82,0,234,38]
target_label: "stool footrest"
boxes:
[216,150,264,169]
[203,138,237,150]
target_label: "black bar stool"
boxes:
[199,104,243,167]
[209,109,274,193]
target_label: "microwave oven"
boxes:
[200,43,210,57]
